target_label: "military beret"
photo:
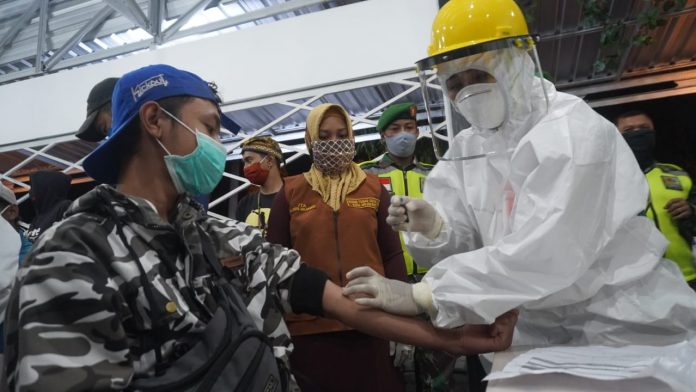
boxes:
[376,103,417,132]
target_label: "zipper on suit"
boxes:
[402,169,409,196]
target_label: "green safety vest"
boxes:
[645,163,695,282]
[360,154,433,275]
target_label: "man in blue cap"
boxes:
[2,64,517,391]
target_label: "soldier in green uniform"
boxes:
[361,103,433,278]
[616,110,696,291]
[361,103,457,391]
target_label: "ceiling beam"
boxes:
[176,0,329,39]
[149,0,164,44]
[588,83,696,108]
[44,6,114,71]
[161,0,214,41]
[0,0,40,58]
[34,0,49,72]
[564,68,696,97]
[104,0,150,32]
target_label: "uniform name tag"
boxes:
[661,175,683,191]
[346,197,380,209]
[290,203,316,213]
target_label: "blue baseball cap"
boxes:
[83,64,240,185]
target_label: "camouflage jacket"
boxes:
[2,185,316,391]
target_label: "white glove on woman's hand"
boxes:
[342,266,435,317]
[386,196,443,239]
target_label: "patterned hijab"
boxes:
[304,104,366,211]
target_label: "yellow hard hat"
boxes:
[418,0,531,70]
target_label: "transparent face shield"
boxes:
[416,36,548,161]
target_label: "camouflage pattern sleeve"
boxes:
[3,248,133,391]
[203,216,303,363]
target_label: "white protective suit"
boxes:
[408,48,696,346]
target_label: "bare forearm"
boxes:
[322,280,458,353]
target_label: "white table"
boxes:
[486,348,674,391]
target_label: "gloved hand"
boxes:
[386,196,443,239]
[390,341,415,368]
[343,266,435,317]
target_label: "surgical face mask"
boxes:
[243,156,270,186]
[623,128,655,171]
[453,82,506,130]
[157,107,227,196]
[312,139,355,176]
[385,132,417,158]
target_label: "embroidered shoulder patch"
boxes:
[346,197,380,209]
[290,203,317,213]
[379,177,392,193]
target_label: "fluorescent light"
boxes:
[109,33,126,46]
[93,38,109,50]
[78,42,93,53]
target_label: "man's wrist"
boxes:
[431,325,466,355]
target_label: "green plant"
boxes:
[415,137,437,165]
[519,0,541,26]
[354,139,385,163]
[577,0,687,74]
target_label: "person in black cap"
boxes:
[75,77,119,142]
[2,64,516,391]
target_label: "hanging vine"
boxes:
[577,0,687,74]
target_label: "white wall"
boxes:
[0,0,438,147]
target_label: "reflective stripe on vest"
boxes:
[645,164,695,282]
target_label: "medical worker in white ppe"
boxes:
[344,0,696,347]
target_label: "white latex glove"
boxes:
[386,196,443,239]
[343,266,435,317]
[390,341,414,368]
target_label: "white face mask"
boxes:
[453,82,506,130]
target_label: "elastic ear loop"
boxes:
[156,105,200,155]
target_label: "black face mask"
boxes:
[622,128,655,171]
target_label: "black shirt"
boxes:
[235,192,277,236]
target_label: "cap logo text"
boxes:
[131,74,169,101]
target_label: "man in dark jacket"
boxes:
[25,171,72,242]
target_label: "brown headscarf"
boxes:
[304,103,366,211]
